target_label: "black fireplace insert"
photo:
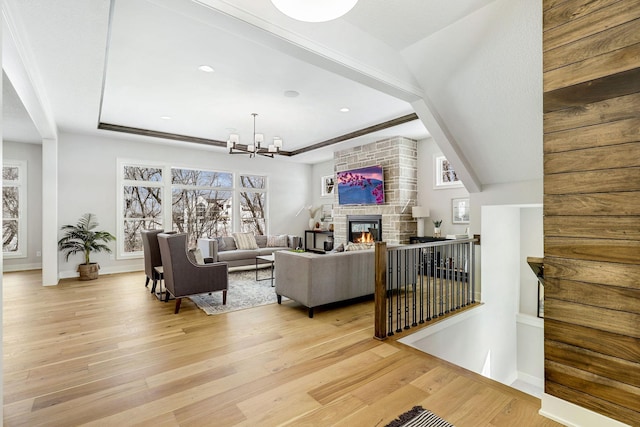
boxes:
[347,215,382,243]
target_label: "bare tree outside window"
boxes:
[172,168,233,247]
[122,166,163,252]
[239,174,267,235]
[3,165,21,253]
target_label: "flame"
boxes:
[355,232,374,243]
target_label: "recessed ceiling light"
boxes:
[198,65,215,73]
[340,107,350,112]
[284,90,300,98]
[160,116,172,120]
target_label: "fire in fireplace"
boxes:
[347,215,382,243]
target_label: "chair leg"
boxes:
[151,279,157,294]
[145,276,150,288]
[174,298,182,314]
[277,294,282,304]
[308,307,314,318]
[164,289,171,302]
[222,290,227,305]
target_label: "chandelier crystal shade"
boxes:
[270,0,358,23]
[227,113,283,158]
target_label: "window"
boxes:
[120,164,164,255]
[3,161,27,258]
[117,161,268,258]
[171,168,234,247]
[239,174,267,235]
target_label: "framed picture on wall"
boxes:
[321,175,335,197]
[434,155,464,189]
[452,197,470,224]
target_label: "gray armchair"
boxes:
[158,233,228,314]
[141,229,165,293]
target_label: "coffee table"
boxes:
[255,254,275,287]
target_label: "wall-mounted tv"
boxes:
[337,165,385,205]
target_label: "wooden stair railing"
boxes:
[374,238,478,340]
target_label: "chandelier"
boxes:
[270,0,358,23]
[227,113,283,158]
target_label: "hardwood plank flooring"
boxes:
[3,270,559,426]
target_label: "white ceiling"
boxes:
[4,0,498,164]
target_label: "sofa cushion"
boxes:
[267,235,288,247]
[233,232,258,250]
[218,249,260,262]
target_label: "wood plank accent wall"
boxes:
[543,1,640,425]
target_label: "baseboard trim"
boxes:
[3,263,42,272]
[59,265,143,279]
[540,394,631,427]
[517,371,544,389]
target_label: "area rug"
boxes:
[385,406,454,427]
[189,269,283,315]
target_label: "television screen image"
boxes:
[337,165,385,205]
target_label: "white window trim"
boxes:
[3,160,27,259]
[238,172,269,234]
[116,159,169,260]
[116,160,271,258]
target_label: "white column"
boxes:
[42,138,59,285]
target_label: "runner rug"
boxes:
[385,406,454,427]
[189,269,283,315]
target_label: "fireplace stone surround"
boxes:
[331,137,418,246]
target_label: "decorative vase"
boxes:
[309,218,315,230]
[434,227,441,238]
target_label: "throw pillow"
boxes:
[332,243,345,253]
[345,242,374,251]
[233,232,258,250]
[188,248,205,265]
[267,234,288,247]
[215,237,227,251]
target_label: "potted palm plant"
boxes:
[58,213,116,280]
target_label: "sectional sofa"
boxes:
[197,234,300,269]
[274,247,375,317]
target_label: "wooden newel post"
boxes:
[374,241,387,340]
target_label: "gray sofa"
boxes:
[198,235,299,269]
[274,249,375,317]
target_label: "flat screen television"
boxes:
[337,165,385,205]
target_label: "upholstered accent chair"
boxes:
[158,233,228,314]
[141,229,168,294]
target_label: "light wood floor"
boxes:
[3,270,560,426]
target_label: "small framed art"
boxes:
[452,198,470,224]
[321,175,335,197]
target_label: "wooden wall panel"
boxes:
[545,19,640,71]
[544,193,640,216]
[544,118,640,153]
[544,216,640,240]
[543,258,640,288]
[545,278,640,312]
[544,142,640,173]
[545,319,640,361]
[546,340,640,387]
[543,0,640,423]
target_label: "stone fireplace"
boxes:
[331,137,418,245]
[348,215,382,243]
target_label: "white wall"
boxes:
[56,132,311,278]
[417,137,469,236]
[520,206,543,315]
[401,0,542,186]
[3,141,43,271]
